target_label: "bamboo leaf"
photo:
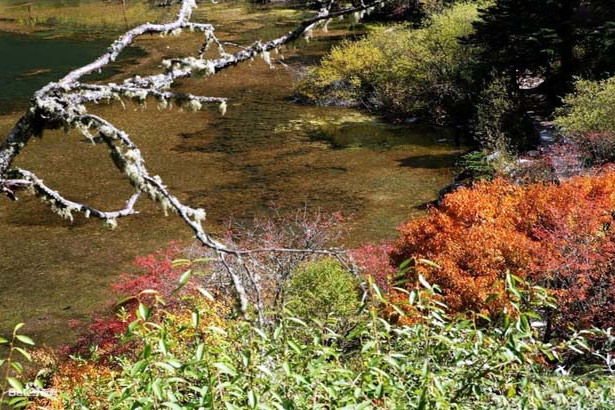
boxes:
[11,361,24,374]
[172,259,191,268]
[195,343,206,361]
[15,335,34,346]
[191,310,199,328]
[214,362,237,376]
[197,287,215,301]
[152,378,163,400]
[14,347,31,362]
[7,377,24,392]
[137,303,151,321]
[248,390,257,408]
[418,275,432,291]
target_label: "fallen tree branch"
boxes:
[0,0,385,320]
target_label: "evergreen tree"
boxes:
[467,0,615,99]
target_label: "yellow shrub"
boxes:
[298,2,488,123]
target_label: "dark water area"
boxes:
[0,31,145,114]
[0,1,466,346]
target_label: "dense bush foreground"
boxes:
[4,271,615,409]
[4,171,615,407]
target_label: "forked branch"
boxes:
[0,0,384,319]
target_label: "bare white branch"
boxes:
[0,0,386,319]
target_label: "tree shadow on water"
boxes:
[396,152,461,169]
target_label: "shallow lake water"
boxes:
[0,0,466,345]
[0,31,146,114]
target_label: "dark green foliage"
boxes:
[467,0,615,100]
[363,0,466,25]
[363,0,426,25]
[458,150,495,180]
[473,75,536,152]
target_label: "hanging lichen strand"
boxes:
[0,0,385,319]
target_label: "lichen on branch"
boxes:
[0,0,386,319]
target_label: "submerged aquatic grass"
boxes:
[0,1,165,34]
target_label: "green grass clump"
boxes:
[284,258,362,327]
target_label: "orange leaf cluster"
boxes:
[391,171,615,331]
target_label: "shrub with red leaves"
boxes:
[66,243,187,357]
[111,243,184,302]
[350,242,396,292]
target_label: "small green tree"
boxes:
[555,76,615,161]
[473,75,535,152]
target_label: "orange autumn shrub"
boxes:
[391,171,615,332]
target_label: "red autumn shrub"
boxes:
[66,244,186,357]
[391,171,615,333]
[350,242,396,292]
[111,242,184,301]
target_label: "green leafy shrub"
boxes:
[44,273,615,409]
[473,75,536,152]
[458,150,496,180]
[555,77,615,161]
[296,38,383,107]
[297,2,484,124]
[284,258,361,327]
[1,324,47,409]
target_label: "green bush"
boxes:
[555,77,615,161]
[473,75,536,152]
[284,258,361,327]
[297,2,485,124]
[49,273,615,409]
[555,77,615,135]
